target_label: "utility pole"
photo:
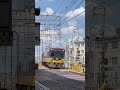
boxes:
[38,15,61,48]
[59,16,62,48]
[68,36,71,70]
[90,1,106,89]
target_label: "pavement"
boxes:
[38,63,49,69]
[68,70,85,76]
[35,69,85,90]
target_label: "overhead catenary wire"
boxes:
[52,0,78,26]
[52,0,117,28]
[61,0,84,24]
[60,0,77,17]
[54,0,65,15]
[59,0,77,15]
[39,0,84,30]
[51,0,85,28]
[61,10,85,25]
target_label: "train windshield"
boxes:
[50,50,65,58]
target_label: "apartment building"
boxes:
[65,38,85,68]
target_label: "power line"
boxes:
[43,0,115,30]
[61,0,84,23]
[61,10,85,25]
[52,0,84,27]
[54,0,65,14]
[59,0,77,15]
[59,0,115,26]
[61,0,77,17]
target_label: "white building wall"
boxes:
[74,40,85,64]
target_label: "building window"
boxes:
[78,43,80,47]
[81,43,84,47]
[81,50,84,53]
[77,50,80,53]
[112,41,118,49]
[111,57,118,65]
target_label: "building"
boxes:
[0,0,40,89]
[96,37,120,89]
[85,0,120,90]
[74,38,85,64]
[65,37,85,68]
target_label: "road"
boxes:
[35,69,85,90]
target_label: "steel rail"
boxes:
[35,80,50,90]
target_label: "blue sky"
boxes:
[35,0,85,60]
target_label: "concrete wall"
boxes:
[85,0,120,89]
[0,0,40,89]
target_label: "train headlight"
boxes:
[56,58,58,60]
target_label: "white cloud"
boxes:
[61,25,81,34]
[61,27,69,34]
[65,7,85,19]
[68,20,77,26]
[73,36,84,41]
[42,7,54,15]
[61,27,75,35]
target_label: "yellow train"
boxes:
[42,48,65,69]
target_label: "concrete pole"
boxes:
[68,37,71,70]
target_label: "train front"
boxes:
[42,48,65,68]
[48,48,65,68]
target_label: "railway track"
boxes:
[35,80,50,90]
[35,69,85,90]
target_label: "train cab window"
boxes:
[50,50,65,58]
[50,52,54,57]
